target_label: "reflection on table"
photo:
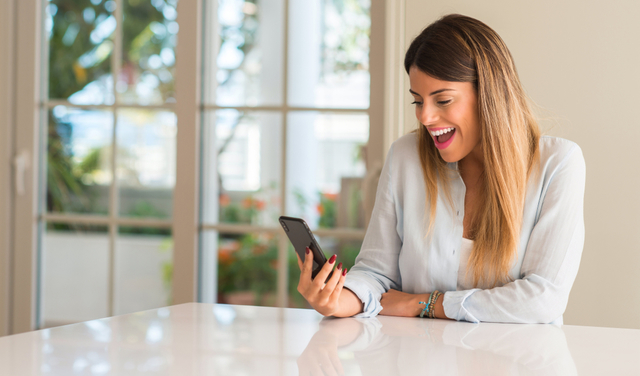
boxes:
[298,315,577,375]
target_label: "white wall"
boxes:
[402,0,640,329]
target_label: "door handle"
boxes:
[13,150,30,196]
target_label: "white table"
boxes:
[0,303,638,375]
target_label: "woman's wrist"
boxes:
[412,293,432,317]
[434,292,451,320]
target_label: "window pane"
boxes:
[286,112,369,229]
[47,0,115,104]
[115,227,172,315]
[116,109,176,218]
[203,0,285,106]
[41,224,109,328]
[119,0,178,105]
[288,0,370,108]
[201,110,282,226]
[46,107,113,215]
[214,232,279,307]
[287,236,362,308]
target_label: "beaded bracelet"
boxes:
[428,290,442,319]
[419,290,440,318]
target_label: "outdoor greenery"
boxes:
[47,0,176,214]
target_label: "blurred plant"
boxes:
[322,0,370,75]
[217,233,278,305]
[292,187,308,217]
[159,237,174,305]
[46,0,175,214]
[219,193,266,224]
[47,120,107,216]
[215,0,259,100]
[317,192,338,228]
[119,201,170,235]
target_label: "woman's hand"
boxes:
[297,247,347,317]
[379,289,428,317]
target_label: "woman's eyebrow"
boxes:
[429,88,455,96]
[409,88,456,96]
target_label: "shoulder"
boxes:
[536,136,586,183]
[387,132,420,163]
[538,136,584,168]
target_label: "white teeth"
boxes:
[430,127,454,137]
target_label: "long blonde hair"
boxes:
[404,14,541,288]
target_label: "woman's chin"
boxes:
[438,151,461,164]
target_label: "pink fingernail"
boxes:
[305,247,310,255]
[337,262,342,270]
[329,254,337,264]
[342,268,348,276]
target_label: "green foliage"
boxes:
[322,0,371,74]
[159,237,174,305]
[48,0,113,99]
[46,0,172,214]
[119,201,170,235]
[46,118,107,214]
[292,187,308,216]
[317,192,338,228]
[217,233,279,305]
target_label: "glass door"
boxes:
[38,0,179,328]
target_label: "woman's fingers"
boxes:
[320,262,342,300]
[298,247,315,295]
[329,267,347,302]
[312,254,337,289]
[296,252,304,271]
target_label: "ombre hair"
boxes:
[404,14,541,288]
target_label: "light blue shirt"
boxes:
[344,133,586,324]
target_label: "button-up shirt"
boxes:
[344,133,586,324]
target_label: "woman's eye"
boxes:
[437,100,452,106]
[411,101,423,106]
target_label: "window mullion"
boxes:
[107,0,125,319]
[276,0,292,309]
[172,0,203,305]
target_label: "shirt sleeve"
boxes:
[443,144,586,324]
[344,143,403,318]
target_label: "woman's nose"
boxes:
[418,104,439,125]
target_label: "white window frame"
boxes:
[4,0,406,335]
[0,0,17,337]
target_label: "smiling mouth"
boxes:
[430,128,456,149]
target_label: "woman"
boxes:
[296,14,585,324]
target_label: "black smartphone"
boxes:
[279,215,333,281]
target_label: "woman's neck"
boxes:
[458,146,484,189]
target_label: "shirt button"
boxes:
[457,210,460,216]
[453,249,456,255]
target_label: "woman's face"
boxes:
[409,66,482,164]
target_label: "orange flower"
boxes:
[317,203,324,215]
[256,200,265,211]
[218,249,234,264]
[242,197,252,209]
[219,194,231,207]
[324,193,338,201]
